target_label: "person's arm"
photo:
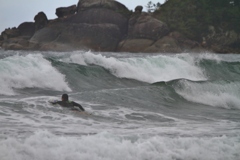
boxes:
[49,100,60,105]
[72,101,85,111]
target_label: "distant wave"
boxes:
[61,52,207,83]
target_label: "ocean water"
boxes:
[0,50,239,160]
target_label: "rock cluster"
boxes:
[0,0,208,53]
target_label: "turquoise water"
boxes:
[0,50,239,160]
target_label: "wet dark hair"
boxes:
[62,94,69,101]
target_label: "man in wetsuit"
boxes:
[50,94,85,112]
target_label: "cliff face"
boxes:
[0,0,239,53]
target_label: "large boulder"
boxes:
[30,27,60,44]
[77,0,130,17]
[40,42,75,51]
[65,8,128,35]
[17,22,35,37]
[128,12,169,40]
[54,23,121,51]
[1,36,30,50]
[117,31,204,53]
[134,6,143,14]
[168,32,201,51]
[144,36,182,53]
[74,0,130,35]
[34,12,48,31]
[145,32,203,53]
[29,27,60,50]
[29,22,121,51]
[2,43,25,50]
[117,39,154,52]
[56,5,77,18]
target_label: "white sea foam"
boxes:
[64,52,207,83]
[175,80,240,109]
[0,130,239,160]
[190,52,240,63]
[0,54,71,95]
[195,53,223,63]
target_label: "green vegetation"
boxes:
[146,1,161,13]
[153,0,240,41]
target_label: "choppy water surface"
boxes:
[0,50,239,160]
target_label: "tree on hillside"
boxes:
[233,0,240,6]
[153,0,240,41]
[146,1,161,13]
[205,0,240,7]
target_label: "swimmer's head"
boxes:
[62,94,69,101]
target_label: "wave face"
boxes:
[63,52,207,83]
[0,50,240,160]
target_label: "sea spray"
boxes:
[174,80,240,109]
[0,54,71,95]
[0,131,239,160]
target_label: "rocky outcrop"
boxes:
[154,0,240,53]
[1,27,20,40]
[0,22,36,50]
[144,36,181,53]
[128,12,169,40]
[0,27,22,50]
[30,23,121,51]
[29,0,128,52]
[117,4,202,54]
[17,22,35,37]
[118,39,154,52]
[1,22,35,41]
[54,23,121,51]
[204,26,240,53]
[66,8,128,35]
[0,0,229,53]
[134,6,143,13]
[168,32,202,52]
[34,12,48,31]
[118,31,203,53]
[144,32,203,53]
[30,27,59,43]
[77,0,130,17]
[1,36,30,50]
[117,6,171,53]
[0,35,3,47]
[56,5,77,18]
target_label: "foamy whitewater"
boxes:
[0,50,239,160]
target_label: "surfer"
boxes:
[50,94,85,112]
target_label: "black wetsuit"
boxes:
[51,100,85,111]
